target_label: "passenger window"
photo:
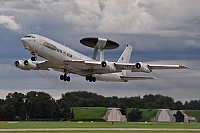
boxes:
[57,49,62,53]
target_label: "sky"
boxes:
[0,0,200,102]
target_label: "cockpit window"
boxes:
[24,35,36,38]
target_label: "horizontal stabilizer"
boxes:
[121,76,156,80]
[148,64,189,69]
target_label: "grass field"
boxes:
[0,121,199,129]
[72,107,107,121]
[0,121,199,133]
[1,131,199,133]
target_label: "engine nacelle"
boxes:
[135,62,151,73]
[101,61,116,72]
[24,60,38,69]
[15,60,30,70]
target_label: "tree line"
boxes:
[0,91,199,121]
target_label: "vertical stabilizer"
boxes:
[117,45,133,76]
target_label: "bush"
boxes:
[128,108,142,122]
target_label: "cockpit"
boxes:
[23,35,36,38]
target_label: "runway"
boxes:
[0,128,199,131]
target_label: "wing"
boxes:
[37,60,61,70]
[62,60,189,74]
[34,59,189,75]
[115,62,189,73]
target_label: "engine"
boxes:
[101,61,116,72]
[134,62,151,73]
[24,60,38,69]
[15,59,39,70]
[15,60,30,70]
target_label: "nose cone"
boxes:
[21,37,30,50]
[21,37,27,43]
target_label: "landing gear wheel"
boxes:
[66,76,70,82]
[60,75,64,80]
[92,77,96,82]
[86,76,89,81]
[89,76,93,82]
[64,76,67,82]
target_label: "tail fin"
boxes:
[117,45,133,76]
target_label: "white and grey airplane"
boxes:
[15,34,188,82]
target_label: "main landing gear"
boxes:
[31,52,37,61]
[86,75,96,82]
[60,69,70,82]
[60,73,70,82]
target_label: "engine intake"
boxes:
[15,60,29,70]
[101,61,116,72]
[24,60,37,69]
[135,62,141,69]
[24,60,29,66]
[101,61,107,67]
[134,62,151,73]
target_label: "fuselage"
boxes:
[21,34,125,82]
[21,34,93,65]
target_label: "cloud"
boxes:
[0,0,200,102]
[1,0,199,35]
[61,0,200,36]
[0,15,21,30]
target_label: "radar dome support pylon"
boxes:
[80,37,119,61]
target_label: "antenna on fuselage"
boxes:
[80,37,119,61]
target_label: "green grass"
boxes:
[184,110,200,122]
[2,131,199,133]
[72,107,107,121]
[0,121,199,129]
[139,109,157,122]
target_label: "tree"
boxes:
[174,111,184,122]
[18,105,27,120]
[4,103,16,120]
[128,108,142,122]
[120,105,126,116]
[174,101,183,110]
[25,91,59,119]
[60,106,71,121]
[187,100,199,110]
[71,108,74,120]
[5,92,26,120]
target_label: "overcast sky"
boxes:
[0,0,200,102]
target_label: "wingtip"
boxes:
[180,65,190,69]
[153,77,157,80]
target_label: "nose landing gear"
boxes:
[31,52,37,61]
